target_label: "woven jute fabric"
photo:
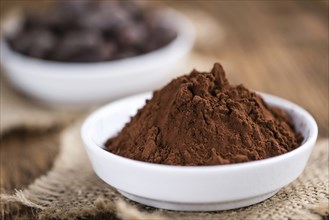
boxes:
[1,120,328,220]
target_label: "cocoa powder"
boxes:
[106,63,303,166]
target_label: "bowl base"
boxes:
[118,190,279,211]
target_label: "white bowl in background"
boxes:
[81,92,318,211]
[0,9,194,108]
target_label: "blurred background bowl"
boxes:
[0,9,194,108]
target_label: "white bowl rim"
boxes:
[81,91,318,171]
[0,8,195,77]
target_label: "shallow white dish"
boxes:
[81,92,317,211]
[0,9,194,108]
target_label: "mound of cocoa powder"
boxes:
[105,63,303,166]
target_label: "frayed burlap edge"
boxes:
[0,121,166,220]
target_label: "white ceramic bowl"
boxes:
[0,9,194,108]
[81,92,317,211]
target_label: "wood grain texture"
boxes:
[0,128,60,194]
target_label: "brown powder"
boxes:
[105,63,303,166]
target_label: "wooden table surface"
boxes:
[1,0,328,219]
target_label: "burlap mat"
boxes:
[1,121,328,220]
